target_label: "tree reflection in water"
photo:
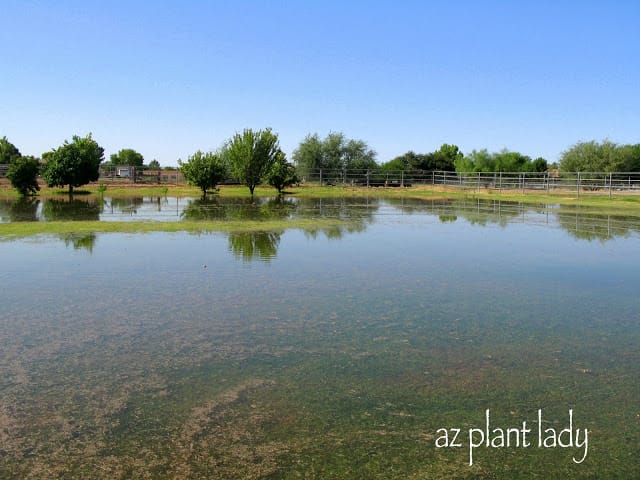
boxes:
[61,233,97,253]
[0,197,40,222]
[228,231,281,262]
[41,197,101,221]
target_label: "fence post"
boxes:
[521,172,525,194]
[401,170,404,187]
[609,172,612,198]
[499,171,502,190]
[477,172,480,194]
[432,171,435,185]
[546,172,550,194]
[319,169,322,186]
[577,172,581,198]
[366,169,369,188]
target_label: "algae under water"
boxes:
[0,197,638,478]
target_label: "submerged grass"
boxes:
[2,183,640,239]
[0,217,350,239]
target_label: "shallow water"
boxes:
[1,197,639,478]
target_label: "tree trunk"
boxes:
[69,185,74,195]
[249,184,255,196]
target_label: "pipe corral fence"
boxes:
[301,169,640,197]
[1,165,640,195]
[97,166,184,185]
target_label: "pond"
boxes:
[0,196,639,478]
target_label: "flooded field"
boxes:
[1,197,639,478]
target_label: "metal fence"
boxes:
[302,169,640,196]
[2,164,640,194]
[98,166,184,185]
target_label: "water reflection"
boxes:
[555,206,640,242]
[181,196,296,221]
[0,197,40,222]
[41,197,101,221]
[228,231,280,262]
[62,233,97,253]
[103,197,145,216]
[2,196,640,251]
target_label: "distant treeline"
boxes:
[292,134,640,174]
[3,133,640,193]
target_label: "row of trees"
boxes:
[558,140,640,172]
[3,133,640,196]
[2,131,299,197]
[179,128,298,196]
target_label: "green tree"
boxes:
[268,150,299,193]
[225,128,280,196]
[7,155,40,195]
[42,133,104,194]
[454,148,541,173]
[291,133,323,177]
[383,145,459,173]
[378,155,410,173]
[343,138,377,170]
[179,150,228,196]
[0,136,21,164]
[148,159,161,169]
[559,140,624,172]
[110,148,144,166]
[430,144,462,170]
[532,157,548,172]
[619,144,640,172]
[293,132,377,176]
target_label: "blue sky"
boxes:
[2,0,639,166]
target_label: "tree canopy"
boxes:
[381,144,461,173]
[41,134,104,194]
[293,132,377,176]
[224,128,280,196]
[0,136,21,164]
[109,148,144,166]
[454,149,547,173]
[179,150,228,195]
[267,150,299,193]
[559,140,640,172]
[7,155,40,195]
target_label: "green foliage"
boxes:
[293,132,377,176]
[621,144,640,171]
[378,156,409,174]
[224,128,280,196]
[532,157,548,172]
[560,140,640,172]
[179,150,228,195]
[41,134,104,194]
[455,148,544,173]
[0,136,21,164]
[148,159,161,169]
[268,150,299,193]
[7,156,40,195]
[109,148,144,166]
[381,145,460,173]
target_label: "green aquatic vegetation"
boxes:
[0,218,351,239]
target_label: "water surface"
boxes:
[0,197,638,478]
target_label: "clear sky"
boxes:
[2,0,639,166]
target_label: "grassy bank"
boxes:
[2,182,640,206]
